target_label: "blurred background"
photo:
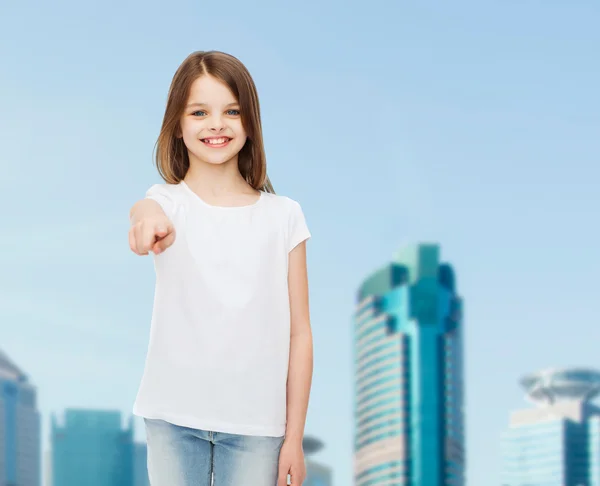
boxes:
[1,1,599,485]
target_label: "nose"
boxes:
[209,113,226,133]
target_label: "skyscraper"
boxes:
[133,442,149,486]
[0,349,41,486]
[303,436,332,486]
[353,244,465,486]
[502,368,600,486]
[51,409,134,486]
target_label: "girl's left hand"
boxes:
[277,439,306,485]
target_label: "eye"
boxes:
[192,110,207,117]
[226,109,240,116]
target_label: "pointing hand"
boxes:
[129,217,176,255]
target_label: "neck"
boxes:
[184,154,250,195]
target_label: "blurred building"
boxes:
[303,436,332,486]
[353,244,465,486]
[133,442,149,486]
[51,409,134,486]
[501,368,600,485]
[0,349,41,486]
[44,449,52,486]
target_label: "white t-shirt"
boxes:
[132,181,310,437]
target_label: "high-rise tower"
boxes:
[353,244,465,486]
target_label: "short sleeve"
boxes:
[145,184,176,220]
[287,199,311,253]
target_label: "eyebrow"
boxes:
[186,102,239,108]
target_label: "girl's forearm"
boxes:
[129,199,166,225]
[285,329,313,443]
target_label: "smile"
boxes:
[201,137,231,148]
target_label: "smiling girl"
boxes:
[128,51,313,486]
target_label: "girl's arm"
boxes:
[285,239,314,432]
[278,240,313,485]
[129,199,166,225]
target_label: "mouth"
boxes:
[200,137,232,148]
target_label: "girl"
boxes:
[128,51,313,486]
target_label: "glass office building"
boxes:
[502,368,600,486]
[353,244,465,486]
[0,349,41,486]
[51,409,134,486]
[133,442,149,486]
[303,436,332,486]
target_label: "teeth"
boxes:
[204,138,228,145]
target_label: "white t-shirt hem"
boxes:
[133,405,286,438]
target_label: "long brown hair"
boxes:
[154,51,274,193]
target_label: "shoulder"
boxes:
[146,182,185,200]
[259,193,308,227]
[261,193,311,251]
[261,192,309,230]
[145,182,186,218]
[260,192,305,215]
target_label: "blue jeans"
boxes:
[144,418,286,486]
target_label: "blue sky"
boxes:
[1,1,599,485]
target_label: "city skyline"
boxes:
[1,347,332,486]
[1,2,599,485]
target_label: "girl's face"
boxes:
[179,74,247,167]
